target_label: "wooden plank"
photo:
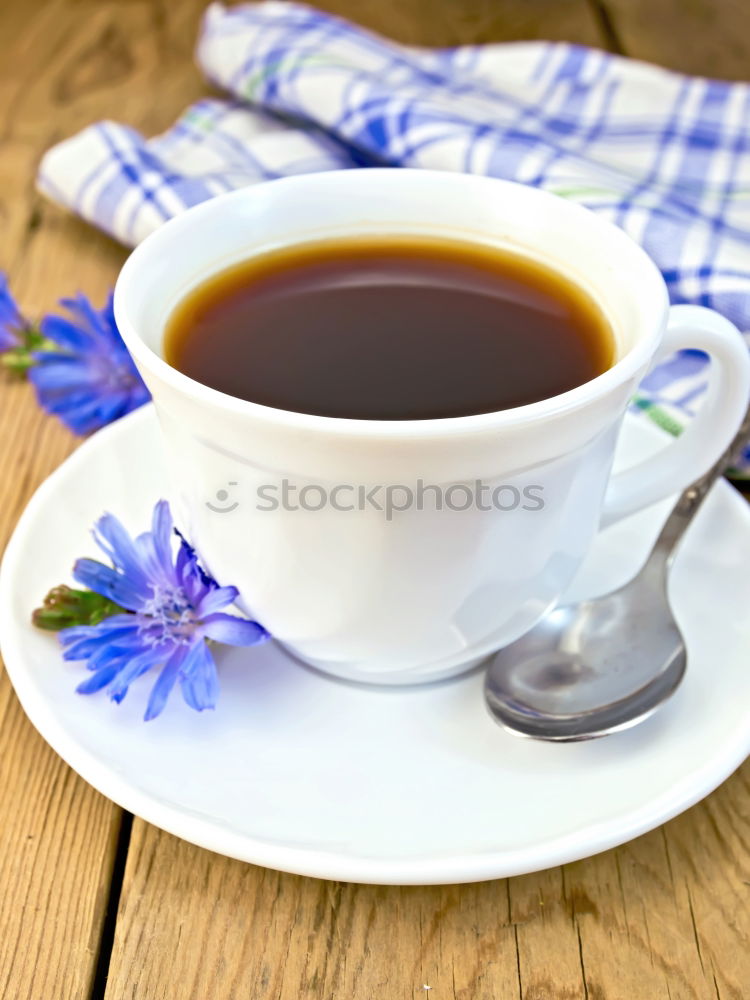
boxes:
[311,0,607,46]
[0,4,121,997]
[104,770,750,999]
[603,0,750,79]
[0,269,123,997]
[104,823,521,1000]
[0,0,210,997]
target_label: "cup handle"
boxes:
[601,304,750,528]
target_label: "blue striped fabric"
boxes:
[37,1,750,473]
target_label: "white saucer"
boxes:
[2,404,749,885]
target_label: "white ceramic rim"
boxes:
[114,169,670,441]
[1,407,749,885]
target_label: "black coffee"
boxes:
[164,236,613,420]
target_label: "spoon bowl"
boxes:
[485,405,750,741]
[484,587,687,741]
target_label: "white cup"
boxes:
[114,169,750,685]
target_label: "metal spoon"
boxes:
[484,406,750,742]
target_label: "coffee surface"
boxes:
[164,236,613,420]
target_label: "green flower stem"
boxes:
[32,585,127,631]
[0,326,56,376]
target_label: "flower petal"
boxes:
[28,356,93,390]
[179,640,219,712]
[108,648,163,703]
[92,513,151,591]
[144,646,188,721]
[61,624,140,662]
[174,532,214,591]
[73,558,148,609]
[58,292,111,341]
[59,615,134,643]
[196,585,238,617]
[38,314,96,352]
[0,272,27,349]
[134,500,175,584]
[59,614,138,656]
[76,659,129,695]
[150,500,174,571]
[84,641,140,673]
[201,613,270,646]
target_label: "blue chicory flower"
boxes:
[0,272,29,351]
[28,292,150,435]
[59,500,269,720]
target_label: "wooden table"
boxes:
[1,2,748,997]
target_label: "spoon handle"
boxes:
[653,401,750,559]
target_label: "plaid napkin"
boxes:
[37,1,750,474]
